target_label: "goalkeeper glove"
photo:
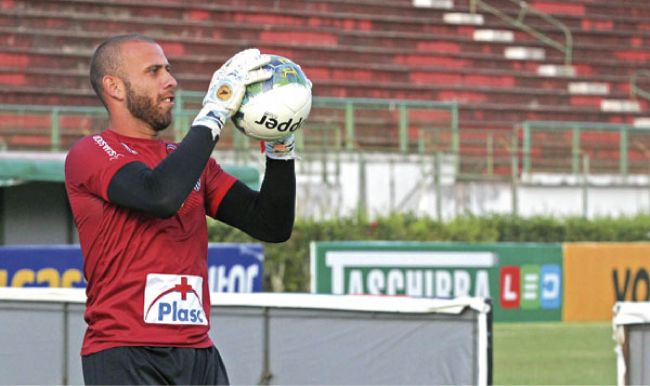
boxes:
[264,134,297,161]
[193,48,272,140]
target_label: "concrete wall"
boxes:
[294,153,650,220]
[0,182,77,245]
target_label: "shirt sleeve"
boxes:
[65,134,139,201]
[204,157,237,217]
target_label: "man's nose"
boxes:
[164,72,178,89]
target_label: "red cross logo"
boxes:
[173,277,193,300]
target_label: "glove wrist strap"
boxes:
[192,104,226,140]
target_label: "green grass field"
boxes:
[494,322,617,385]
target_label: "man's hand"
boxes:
[265,134,297,160]
[193,49,272,140]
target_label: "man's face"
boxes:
[124,78,172,132]
[118,41,178,132]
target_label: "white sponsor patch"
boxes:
[143,273,207,325]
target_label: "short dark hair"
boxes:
[89,34,157,107]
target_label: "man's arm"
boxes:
[106,49,272,218]
[107,125,216,218]
[215,158,295,243]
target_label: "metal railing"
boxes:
[519,120,650,176]
[0,95,460,158]
[418,127,515,181]
[10,102,650,183]
[174,92,460,156]
[469,0,573,65]
[0,105,107,152]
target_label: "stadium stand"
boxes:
[0,0,649,174]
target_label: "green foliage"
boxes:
[207,213,650,292]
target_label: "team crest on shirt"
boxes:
[143,274,207,325]
[166,143,177,153]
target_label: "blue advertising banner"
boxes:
[0,243,264,293]
[0,245,85,288]
[206,243,264,293]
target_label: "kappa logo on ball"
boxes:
[254,114,304,132]
[143,274,207,325]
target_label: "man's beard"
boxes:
[124,81,172,132]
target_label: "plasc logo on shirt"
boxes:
[143,273,207,325]
[92,135,123,161]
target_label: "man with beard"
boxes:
[64,34,301,385]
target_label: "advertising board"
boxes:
[0,243,264,293]
[564,243,650,321]
[311,241,563,321]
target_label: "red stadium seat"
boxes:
[0,0,648,173]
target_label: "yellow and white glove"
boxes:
[264,134,297,160]
[193,48,272,140]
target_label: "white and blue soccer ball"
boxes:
[232,55,312,141]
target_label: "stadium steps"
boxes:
[0,81,631,125]
[0,58,635,112]
[0,43,638,100]
[1,0,649,174]
[0,30,643,85]
[0,26,643,94]
[0,81,642,129]
[0,112,97,150]
[452,0,650,20]
[9,0,650,48]
[2,4,646,78]
[2,4,646,79]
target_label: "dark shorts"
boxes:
[82,346,230,385]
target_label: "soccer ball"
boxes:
[232,55,312,141]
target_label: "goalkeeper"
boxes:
[64,34,302,385]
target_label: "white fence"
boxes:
[0,288,492,385]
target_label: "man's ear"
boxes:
[103,75,125,101]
